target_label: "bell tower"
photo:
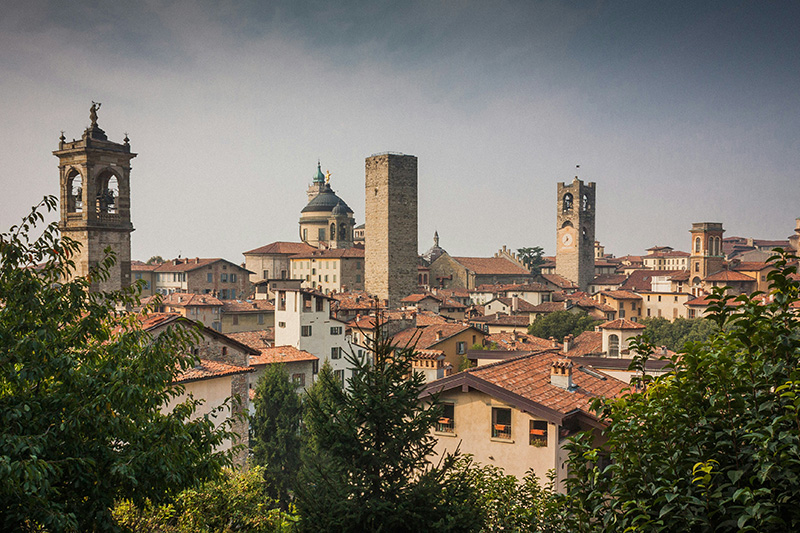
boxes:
[54,103,136,293]
[689,222,725,294]
[555,177,595,291]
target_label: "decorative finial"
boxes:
[90,101,101,127]
[123,132,129,144]
[59,130,65,142]
[325,169,331,184]
[434,230,439,247]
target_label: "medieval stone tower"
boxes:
[555,177,595,292]
[54,104,135,293]
[365,153,418,308]
[689,222,725,291]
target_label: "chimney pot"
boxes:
[551,358,574,389]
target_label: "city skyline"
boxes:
[1,1,798,262]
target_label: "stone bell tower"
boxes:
[555,177,596,292]
[54,103,135,293]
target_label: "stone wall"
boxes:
[365,153,418,308]
[555,178,596,292]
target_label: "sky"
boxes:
[1,0,799,263]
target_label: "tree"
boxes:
[296,327,471,532]
[517,246,546,275]
[562,252,800,531]
[146,255,165,265]
[302,359,344,453]
[0,197,237,531]
[250,364,303,509]
[528,310,600,341]
[640,316,718,352]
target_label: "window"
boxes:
[292,373,305,387]
[278,321,286,328]
[258,313,264,325]
[492,407,512,439]
[318,228,326,241]
[456,341,466,355]
[331,347,341,359]
[207,273,213,283]
[222,347,228,356]
[530,420,548,447]
[312,360,319,374]
[301,325,312,337]
[356,262,361,270]
[330,326,342,335]
[232,315,239,325]
[303,294,312,311]
[324,275,328,282]
[230,273,237,282]
[281,269,287,279]
[278,291,286,311]
[437,403,455,433]
[694,262,700,272]
[263,269,269,279]
[221,273,228,282]
[609,334,620,357]
[334,369,345,387]
[316,297,324,312]
[562,193,573,212]
[356,275,362,283]
[695,237,701,253]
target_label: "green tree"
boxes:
[146,255,165,265]
[0,197,237,531]
[528,310,600,341]
[302,359,344,453]
[562,252,800,531]
[296,328,473,532]
[640,316,718,352]
[250,364,303,509]
[517,246,546,275]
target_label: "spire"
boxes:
[313,160,325,184]
[434,230,439,247]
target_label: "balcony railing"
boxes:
[492,424,511,440]
[436,417,454,433]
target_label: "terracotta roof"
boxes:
[226,330,275,351]
[470,313,530,326]
[486,297,537,313]
[599,318,646,330]
[175,359,253,383]
[392,323,477,350]
[401,293,440,303]
[249,345,319,366]
[591,274,628,286]
[136,313,259,355]
[220,300,275,313]
[472,282,551,293]
[563,330,603,357]
[131,262,160,272]
[415,311,452,327]
[645,250,689,258]
[670,271,690,282]
[331,292,383,311]
[618,270,683,292]
[423,351,628,424]
[158,293,223,307]
[487,332,555,351]
[539,273,578,289]
[704,270,756,282]
[139,312,182,331]
[451,256,531,276]
[434,287,471,298]
[569,297,615,313]
[243,241,316,255]
[290,246,365,259]
[598,290,642,301]
[415,349,446,360]
[730,261,771,272]
[530,301,567,313]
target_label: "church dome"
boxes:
[301,184,353,214]
[312,162,325,184]
[421,231,446,265]
[332,200,349,216]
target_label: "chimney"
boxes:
[551,359,574,390]
[550,336,558,348]
[196,257,200,264]
[563,334,574,352]
[436,329,444,341]
[511,330,518,341]
[512,296,519,312]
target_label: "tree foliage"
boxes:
[296,328,471,532]
[250,364,303,509]
[528,310,600,341]
[146,255,165,265]
[0,197,237,531]
[640,316,718,352]
[517,246,546,275]
[562,252,800,531]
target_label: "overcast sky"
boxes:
[2,1,798,263]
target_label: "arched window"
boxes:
[303,228,308,242]
[330,223,336,240]
[582,193,589,212]
[562,193,573,212]
[96,171,118,214]
[608,334,620,358]
[67,169,83,213]
[694,237,701,253]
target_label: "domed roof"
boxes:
[301,185,354,214]
[312,161,325,184]
[332,200,349,216]
[421,231,446,265]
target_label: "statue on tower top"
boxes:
[90,101,101,127]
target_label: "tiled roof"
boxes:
[332,292,383,310]
[243,241,316,255]
[472,282,551,293]
[569,297,615,313]
[451,256,531,276]
[539,273,578,289]
[249,345,319,366]
[598,290,642,301]
[618,270,684,292]
[131,262,160,272]
[139,312,182,331]
[220,300,275,313]
[487,297,537,312]
[159,293,223,307]
[530,301,567,313]
[470,313,530,326]
[591,274,628,286]
[645,250,690,258]
[415,349,445,360]
[730,261,771,272]
[290,246,365,259]
[599,318,645,330]
[226,330,275,350]
[704,270,756,282]
[670,271,690,281]
[488,332,555,351]
[563,330,603,357]
[402,293,439,303]
[175,359,253,383]
[424,351,627,422]
[415,312,452,327]
[435,287,471,298]
[392,323,476,350]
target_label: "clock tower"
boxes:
[555,177,595,291]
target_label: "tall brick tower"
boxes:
[689,222,725,290]
[54,103,135,293]
[365,153,418,308]
[555,177,595,292]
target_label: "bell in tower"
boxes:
[54,103,136,293]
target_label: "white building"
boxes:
[274,287,356,386]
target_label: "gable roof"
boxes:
[220,299,275,313]
[618,269,684,292]
[422,351,627,425]
[599,318,646,330]
[153,257,252,274]
[158,292,223,307]
[243,241,316,256]
[175,359,253,384]
[392,323,480,350]
[539,273,578,290]
[563,330,603,357]
[248,345,319,366]
[598,290,642,301]
[451,256,531,276]
[290,245,365,260]
[704,270,756,282]
[487,332,556,351]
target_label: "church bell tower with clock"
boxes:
[555,177,595,292]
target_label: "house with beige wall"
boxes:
[421,352,627,490]
[392,323,486,373]
[220,299,275,333]
[151,257,252,300]
[243,241,316,285]
[290,246,365,294]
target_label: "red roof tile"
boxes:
[175,359,253,383]
[599,318,645,330]
[563,330,603,357]
[290,246,365,259]
[220,300,275,313]
[243,241,316,255]
[704,270,756,282]
[487,332,555,351]
[249,345,319,366]
[451,256,531,276]
[392,323,477,350]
